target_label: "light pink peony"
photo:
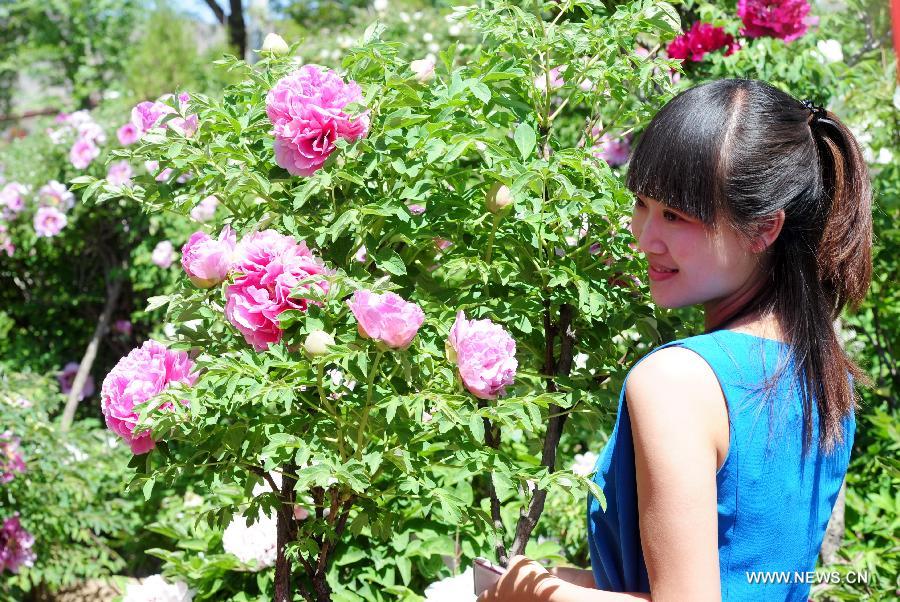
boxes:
[34,206,67,237]
[144,160,174,182]
[225,230,331,351]
[0,432,26,484]
[0,225,13,257]
[265,65,369,176]
[0,514,36,574]
[57,361,95,400]
[0,182,27,217]
[534,66,565,92]
[169,113,199,137]
[181,226,237,288]
[38,180,75,210]
[107,161,133,186]
[190,195,219,222]
[69,137,100,169]
[131,100,174,132]
[100,340,198,454]
[76,121,106,145]
[591,132,632,168]
[117,122,140,145]
[348,290,425,350]
[738,0,818,43]
[408,204,426,215]
[447,310,517,400]
[151,240,175,268]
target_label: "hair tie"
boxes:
[801,99,827,124]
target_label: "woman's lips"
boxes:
[648,264,678,282]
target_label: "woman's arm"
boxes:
[479,346,726,602]
[547,566,596,589]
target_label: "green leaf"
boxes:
[374,249,406,276]
[514,122,537,160]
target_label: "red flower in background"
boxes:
[737,0,818,43]
[667,22,741,62]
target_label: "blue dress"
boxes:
[587,330,854,601]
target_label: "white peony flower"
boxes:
[573,352,589,371]
[874,147,893,165]
[423,566,477,602]
[122,575,193,602]
[816,39,843,64]
[373,0,388,12]
[222,510,278,570]
[570,451,599,477]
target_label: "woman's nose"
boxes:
[635,214,666,255]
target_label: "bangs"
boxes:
[625,80,747,224]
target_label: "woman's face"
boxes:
[630,194,765,315]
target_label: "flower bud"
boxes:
[410,57,436,83]
[485,182,513,213]
[304,330,335,356]
[262,33,290,55]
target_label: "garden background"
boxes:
[0,0,896,601]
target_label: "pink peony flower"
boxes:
[131,100,174,133]
[144,160,174,182]
[447,311,517,400]
[0,183,27,217]
[117,122,140,145]
[534,66,565,92]
[0,514,36,574]
[434,237,453,252]
[408,204,426,215]
[737,0,818,43]
[353,245,367,263]
[0,432,26,484]
[69,137,100,169]
[76,121,106,145]
[169,113,199,137]
[100,340,198,454]
[0,225,13,257]
[667,22,741,62]
[34,206,67,237]
[151,240,175,268]
[190,195,219,222]
[57,361,95,400]
[225,230,331,351]
[181,226,237,288]
[38,180,75,210]
[113,319,132,336]
[348,290,426,349]
[107,161,133,186]
[591,132,632,167]
[265,65,369,176]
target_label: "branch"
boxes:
[202,0,226,24]
[479,399,508,565]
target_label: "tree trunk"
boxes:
[60,275,123,429]
[228,0,247,60]
[819,480,847,565]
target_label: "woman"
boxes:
[478,78,872,601]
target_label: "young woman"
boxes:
[478,78,872,602]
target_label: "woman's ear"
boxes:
[749,209,785,254]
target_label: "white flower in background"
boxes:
[422,32,434,43]
[413,11,423,20]
[183,492,203,508]
[122,575,193,602]
[427,42,440,53]
[424,566,477,602]
[373,0,388,12]
[222,510,278,569]
[874,148,893,165]
[448,23,462,37]
[815,39,843,64]
[399,11,410,23]
[570,451,599,477]
[573,352,589,371]
[410,57,436,83]
[64,443,89,462]
[894,86,900,112]
[261,33,289,55]
[151,240,175,268]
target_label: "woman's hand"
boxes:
[477,555,560,602]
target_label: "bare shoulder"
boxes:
[626,346,729,465]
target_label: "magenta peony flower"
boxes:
[57,361,95,400]
[0,514,36,574]
[225,229,331,351]
[69,137,100,170]
[265,65,369,176]
[113,319,132,336]
[0,183,27,217]
[190,195,219,222]
[106,161,133,186]
[348,290,425,350]
[34,206,67,237]
[0,432,26,484]
[101,340,198,454]
[151,240,175,268]
[667,22,741,62]
[737,0,818,43]
[117,122,140,145]
[131,100,174,133]
[591,132,632,167]
[38,180,75,210]
[181,226,237,288]
[447,311,517,400]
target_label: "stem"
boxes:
[484,212,501,265]
[479,399,508,565]
[318,365,347,460]
[356,349,385,453]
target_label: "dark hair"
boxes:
[625,78,873,454]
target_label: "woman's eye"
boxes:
[633,198,646,209]
[663,211,680,222]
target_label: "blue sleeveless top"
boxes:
[587,330,854,601]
